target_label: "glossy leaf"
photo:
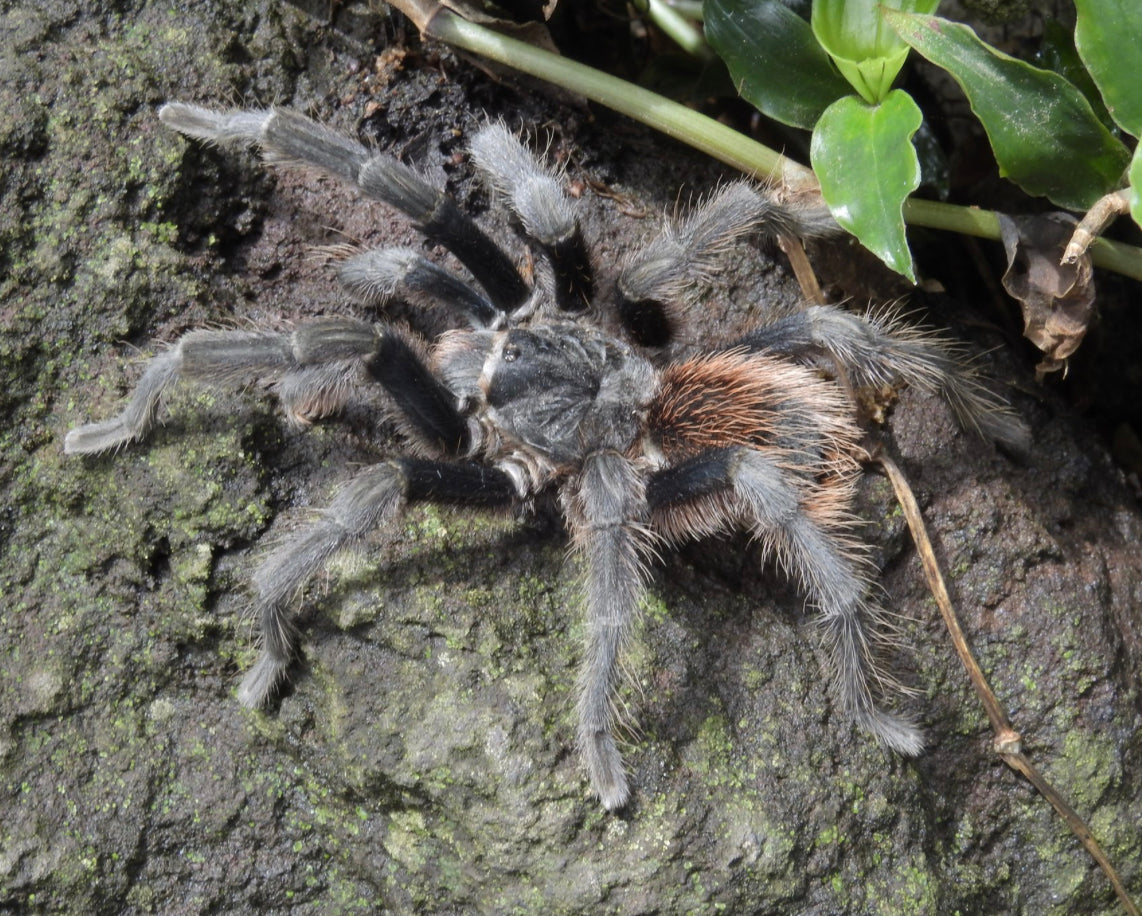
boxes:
[884,9,1131,210]
[811,0,938,103]
[810,90,922,281]
[1074,0,1142,136]
[1037,20,1116,132]
[704,0,849,129]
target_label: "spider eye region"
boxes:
[487,329,596,403]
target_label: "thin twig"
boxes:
[777,235,826,305]
[877,450,1140,916]
[1062,189,1133,266]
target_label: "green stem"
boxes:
[427,7,814,188]
[418,5,1142,282]
[639,0,714,60]
[660,0,705,20]
[904,198,1142,280]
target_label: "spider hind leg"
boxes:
[565,451,653,810]
[733,305,1031,455]
[647,440,923,756]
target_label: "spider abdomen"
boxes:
[644,351,860,546]
[648,349,859,464]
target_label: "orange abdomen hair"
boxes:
[647,350,864,535]
[648,350,860,460]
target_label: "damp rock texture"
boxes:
[1,2,1140,913]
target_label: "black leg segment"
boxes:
[364,334,470,455]
[419,196,531,313]
[646,449,736,510]
[546,229,593,313]
[401,458,518,506]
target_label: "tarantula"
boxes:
[65,102,1028,810]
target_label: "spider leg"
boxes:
[468,123,592,313]
[730,305,1031,454]
[241,458,518,707]
[647,446,925,757]
[159,103,529,313]
[335,246,502,329]
[65,318,471,456]
[564,451,652,810]
[618,182,838,347]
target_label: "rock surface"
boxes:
[1,1,1139,913]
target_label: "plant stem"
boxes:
[637,0,714,60]
[879,450,1141,916]
[904,198,1142,280]
[661,0,705,20]
[422,5,815,188]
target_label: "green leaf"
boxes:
[1037,20,1116,132]
[1074,0,1142,136]
[884,9,1131,210]
[811,0,939,103]
[704,0,849,130]
[810,90,922,281]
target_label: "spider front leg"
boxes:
[64,319,382,454]
[241,457,517,706]
[564,451,654,810]
[65,311,514,707]
[159,103,530,314]
[648,446,924,757]
[64,318,469,456]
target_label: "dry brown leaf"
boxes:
[391,0,559,46]
[998,212,1095,378]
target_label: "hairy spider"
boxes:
[65,103,1029,810]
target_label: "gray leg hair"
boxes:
[468,122,578,249]
[729,448,924,756]
[335,246,501,328]
[239,461,409,707]
[159,103,530,311]
[619,182,838,306]
[565,451,652,810]
[736,306,1031,455]
[467,122,592,313]
[64,319,381,455]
